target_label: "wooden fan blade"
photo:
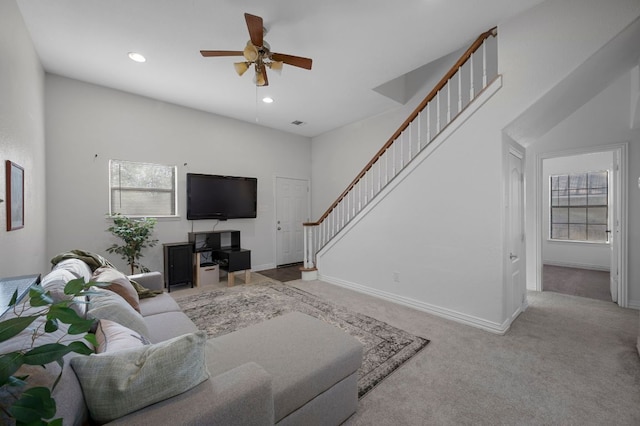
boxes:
[245,13,263,47]
[200,50,244,57]
[271,53,312,70]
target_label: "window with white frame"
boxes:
[109,160,177,217]
[550,171,608,242]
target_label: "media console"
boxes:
[188,230,251,286]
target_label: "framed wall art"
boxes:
[6,160,24,231]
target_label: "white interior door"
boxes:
[276,177,309,266]
[508,151,525,319]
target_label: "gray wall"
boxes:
[45,75,311,274]
[0,0,47,276]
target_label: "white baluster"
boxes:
[436,91,441,133]
[470,54,475,99]
[426,103,431,145]
[399,134,404,169]
[416,110,424,155]
[447,80,451,124]
[458,69,462,113]
[408,123,413,160]
[482,39,487,88]
[392,141,396,177]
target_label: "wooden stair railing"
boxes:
[302,28,498,276]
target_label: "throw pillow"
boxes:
[41,268,87,317]
[87,288,150,339]
[92,267,141,312]
[95,319,150,353]
[70,331,209,423]
[51,258,93,282]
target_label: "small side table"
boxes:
[0,274,41,318]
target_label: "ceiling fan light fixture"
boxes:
[267,61,283,74]
[243,42,258,62]
[234,61,250,76]
[200,13,312,87]
[254,70,266,86]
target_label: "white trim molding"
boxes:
[319,273,511,335]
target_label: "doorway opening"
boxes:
[536,145,627,306]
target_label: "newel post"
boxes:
[301,222,319,281]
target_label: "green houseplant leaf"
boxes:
[9,386,57,424]
[106,214,158,275]
[22,344,76,366]
[0,316,39,343]
[0,352,26,386]
[1,279,98,424]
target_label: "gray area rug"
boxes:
[175,282,429,398]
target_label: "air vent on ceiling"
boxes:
[291,120,306,126]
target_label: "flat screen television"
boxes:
[187,173,257,220]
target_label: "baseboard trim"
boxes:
[627,299,640,310]
[252,263,276,272]
[319,274,510,335]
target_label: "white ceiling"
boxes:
[16,0,543,138]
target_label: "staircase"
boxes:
[302,28,499,279]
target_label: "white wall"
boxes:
[541,152,613,270]
[45,75,311,275]
[310,48,464,219]
[0,0,47,276]
[311,0,640,332]
[317,99,507,328]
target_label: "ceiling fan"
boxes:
[200,13,312,87]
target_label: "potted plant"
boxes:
[0,279,98,425]
[106,214,159,275]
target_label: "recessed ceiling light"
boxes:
[128,52,146,63]
[262,97,274,104]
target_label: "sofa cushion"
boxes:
[41,268,87,317]
[70,331,209,424]
[105,362,274,426]
[52,258,93,282]
[143,311,199,344]
[92,267,141,312]
[95,319,150,353]
[139,292,182,317]
[207,312,363,422]
[87,288,150,339]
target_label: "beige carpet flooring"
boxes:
[171,276,640,425]
[543,264,611,302]
[288,280,640,426]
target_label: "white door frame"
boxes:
[274,176,310,267]
[534,143,628,307]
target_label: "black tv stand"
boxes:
[188,230,251,286]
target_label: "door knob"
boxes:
[277,227,281,230]
[509,253,517,260]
